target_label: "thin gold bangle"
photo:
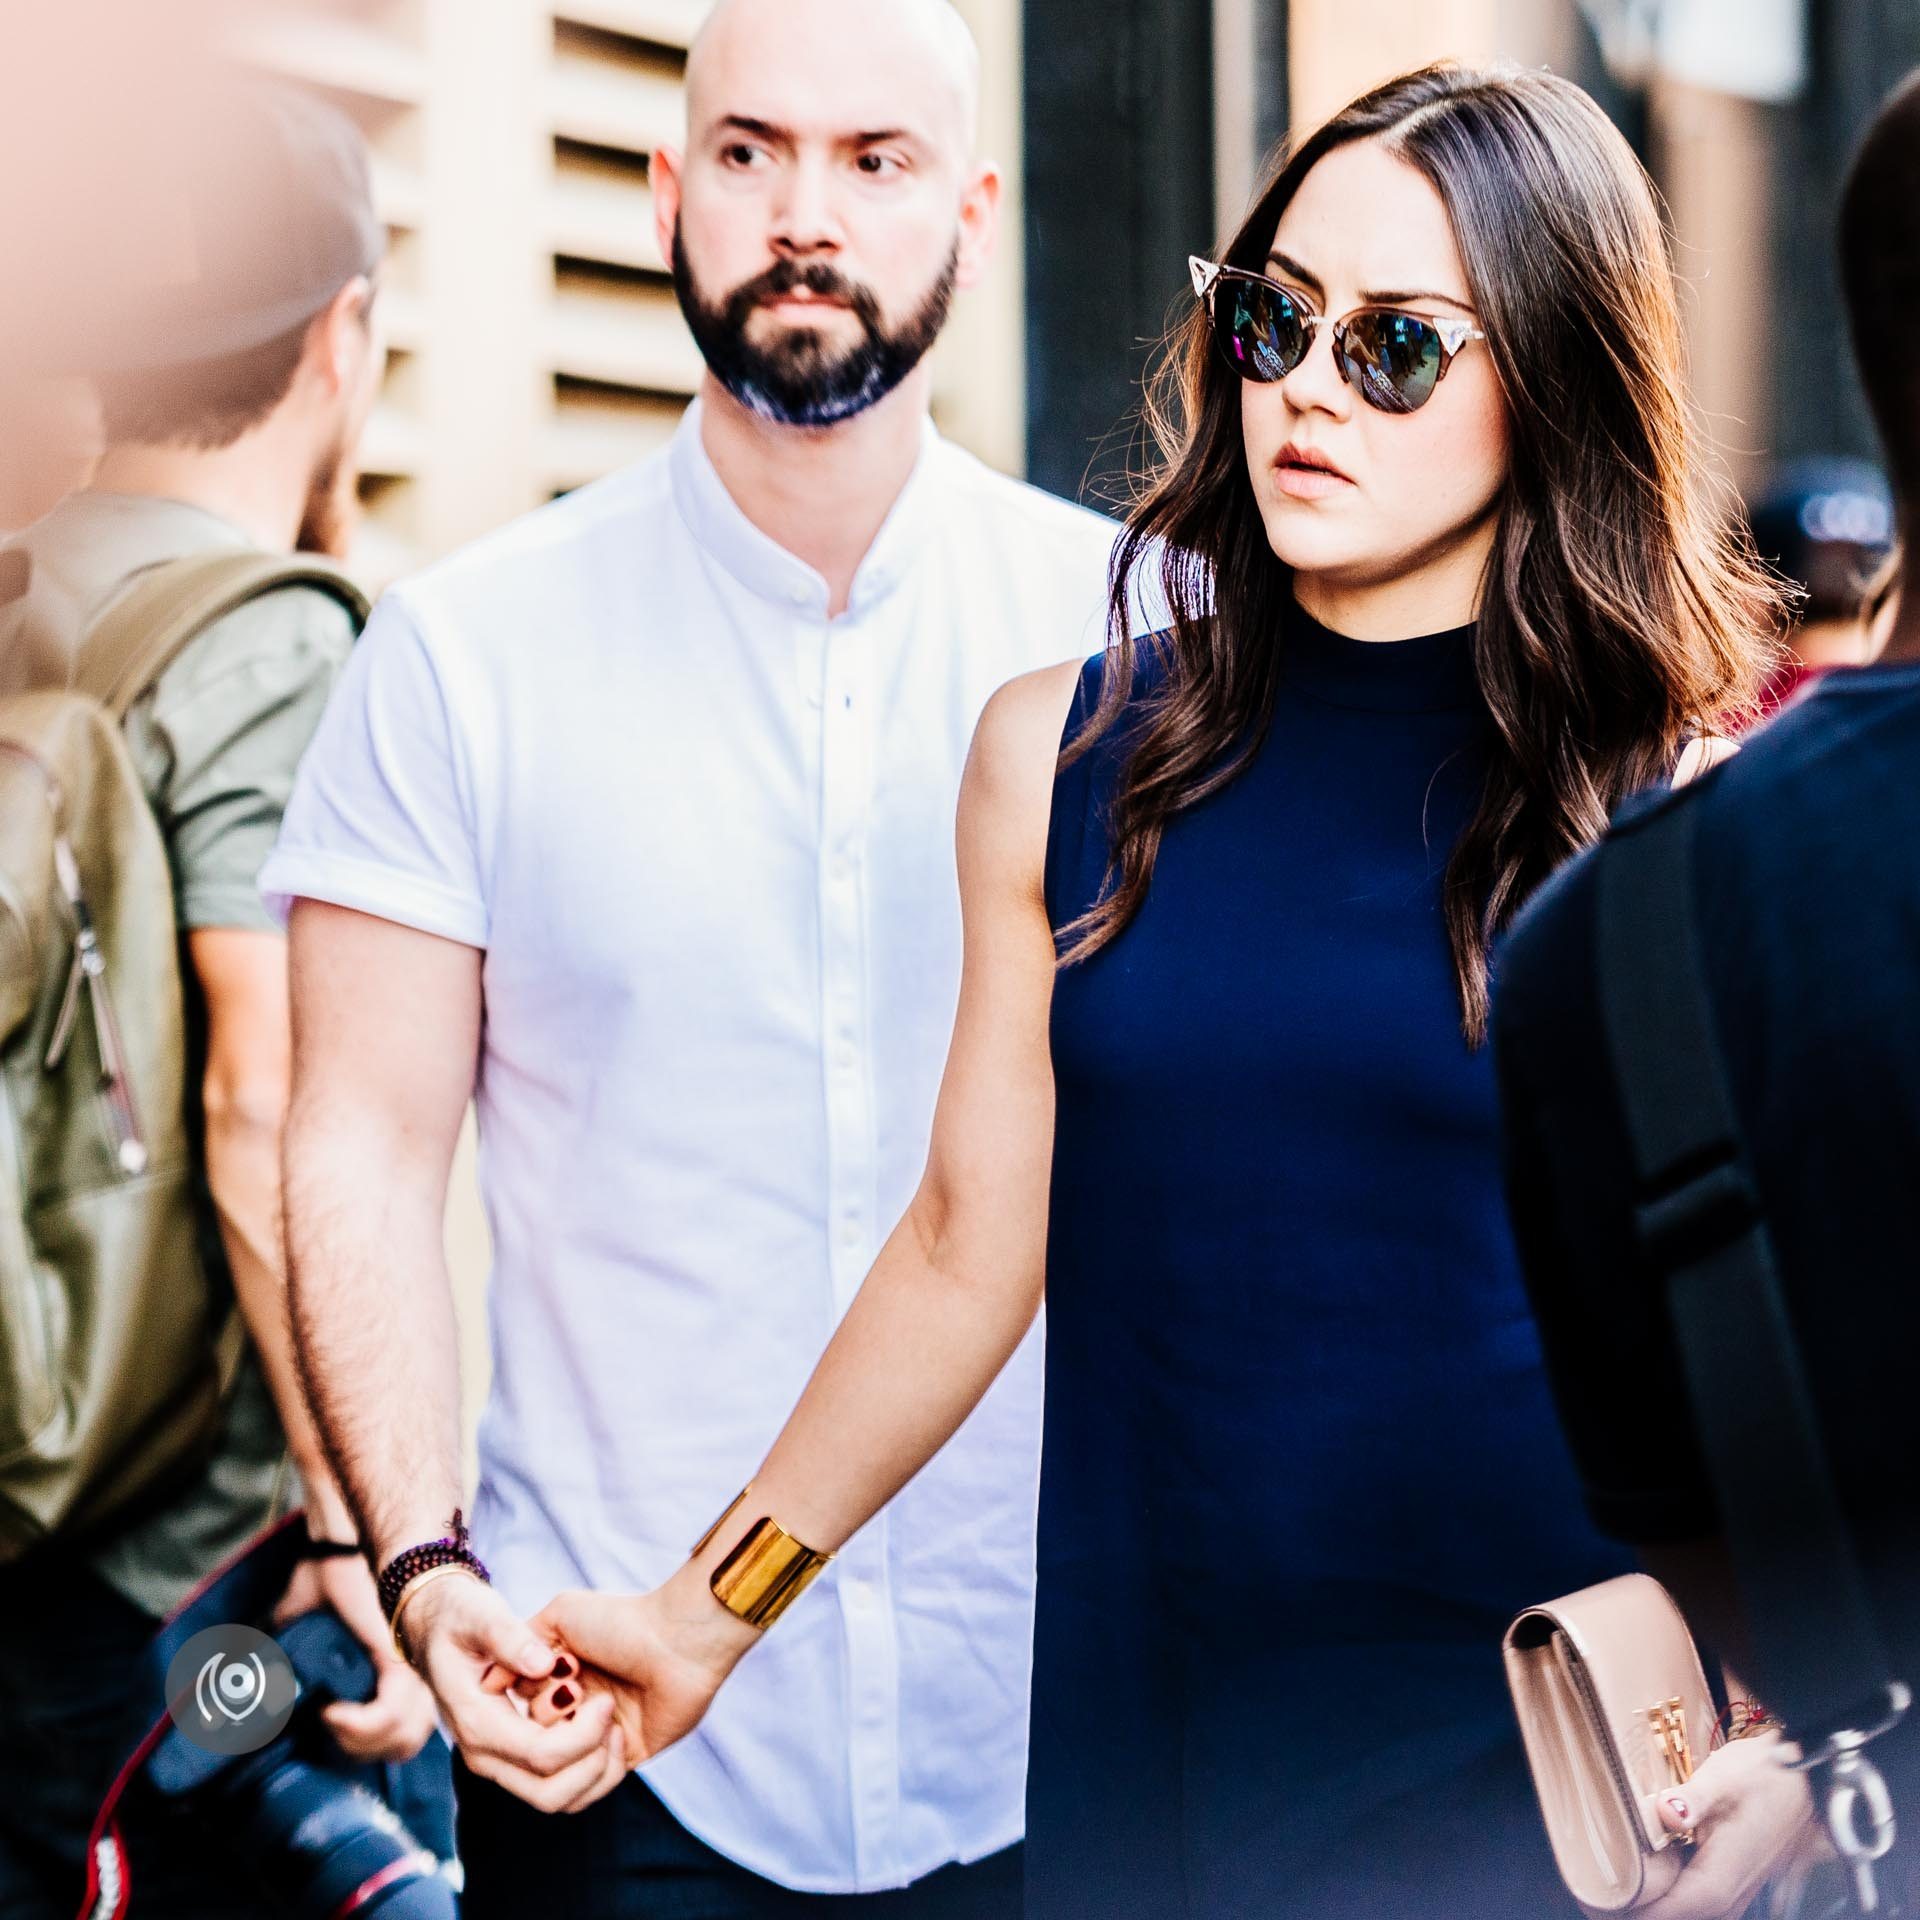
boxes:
[390,1562,484,1663]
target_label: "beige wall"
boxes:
[936,0,1026,475]
[1286,0,1498,132]
[1648,76,1772,496]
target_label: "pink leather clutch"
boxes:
[1504,1573,1714,1911]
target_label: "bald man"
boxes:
[264,0,1117,1912]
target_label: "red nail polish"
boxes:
[552,1657,575,1680]
[551,1685,575,1709]
[1668,1797,1691,1823]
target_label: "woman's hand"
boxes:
[515,1577,760,1766]
[403,1572,628,1814]
[1628,1733,1818,1920]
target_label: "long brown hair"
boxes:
[1059,63,1783,1042]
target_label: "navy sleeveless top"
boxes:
[1029,605,1628,1919]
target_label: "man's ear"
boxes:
[652,145,686,268]
[310,275,376,398]
[954,161,1001,293]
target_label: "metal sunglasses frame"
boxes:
[1188,255,1485,409]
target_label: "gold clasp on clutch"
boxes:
[1647,1698,1695,1787]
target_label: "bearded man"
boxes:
[263,3,1116,1914]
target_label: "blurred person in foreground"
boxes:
[1745,456,1896,722]
[1495,66,1920,1920]
[0,3,199,531]
[263,0,1114,1913]
[0,82,434,1920]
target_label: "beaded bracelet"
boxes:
[376,1509,491,1622]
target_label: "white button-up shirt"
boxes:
[262,402,1117,1892]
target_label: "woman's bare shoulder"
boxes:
[958,656,1095,892]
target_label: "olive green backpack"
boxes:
[0,548,368,1562]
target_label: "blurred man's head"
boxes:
[1748,458,1895,666]
[1841,70,1920,514]
[655,0,998,429]
[89,82,387,553]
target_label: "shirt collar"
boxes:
[667,396,941,617]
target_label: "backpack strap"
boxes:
[73,551,371,721]
[1595,790,1907,1754]
[70,553,367,1425]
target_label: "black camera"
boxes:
[146,1608,460,1917]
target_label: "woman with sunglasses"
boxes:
[527,64,1789,1919]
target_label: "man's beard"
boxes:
[671,226,958,429]
[296,422,358,559]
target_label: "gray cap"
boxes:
[82,79,384,372]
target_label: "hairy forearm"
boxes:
[283,1109,465,1564]
[203,1101,355,1540]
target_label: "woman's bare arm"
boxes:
[528,657,1088,1749]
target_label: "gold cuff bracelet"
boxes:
[694,1485,835,1631]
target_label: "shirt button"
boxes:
[841,1222,861,1248]
[789,583,811,608]
[831,858,851,883]
[836,1043,855,1070]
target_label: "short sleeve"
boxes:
[125,586,357,933]
[259,590,490,948]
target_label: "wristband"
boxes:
[694,1485,834,1631]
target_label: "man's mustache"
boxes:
[726,259,883,329]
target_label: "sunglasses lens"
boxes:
[1339,312,1445,414]
[1212,278,1307,384]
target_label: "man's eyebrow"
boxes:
[709,115,929,152]
[712,114,793,145]
[1265,248,1471,311]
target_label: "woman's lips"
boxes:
[1272,460,1355,500]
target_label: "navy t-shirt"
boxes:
[1495,657,1920,1805]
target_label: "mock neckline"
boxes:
[666,397,941,618]
[1281,598,1481,714]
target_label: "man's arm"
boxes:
[190,928,355,1541]
[281,904,470,1552]
[283,898,628,1812]
[192,926,437,1761]
[141,592,445,1760]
